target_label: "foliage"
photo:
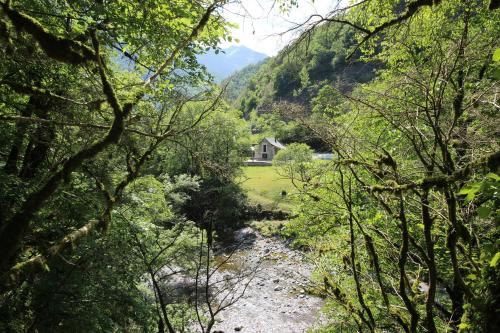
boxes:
[223,60,267,101]
[235,22,376,116]
[1,0,499,332]
[0,0,249,331]
[273,61,302,97]
[274,143,314,183]
[231,22,377,150]
[152,102,251,233]
[280,1,500,332]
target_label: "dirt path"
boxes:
[212,227,324,333]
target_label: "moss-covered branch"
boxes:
[0,217,102,293]
[0,80,105,106]
[0,140,158,291]
[366,150,500,193]
[0,31,126,271]
[0,115,160,138]
[145,1,219,86]
[0,2,96,64]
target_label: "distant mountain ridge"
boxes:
[197,45,268,82]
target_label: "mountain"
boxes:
[235,23,378,117]
[222,60,267,101]
[230,22,379,151]
[197,45,268,82]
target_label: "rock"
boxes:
[273,278,280,283]
[234,326,243,331]
[274,286,282,291]
[263,248,270,254]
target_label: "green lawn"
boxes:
[239,166,297,212]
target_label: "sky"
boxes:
[220,0,346,56]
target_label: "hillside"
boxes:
[235,24,378,117]
[222,60,267,101]
[197,45,268,82]
[230,23,378,150]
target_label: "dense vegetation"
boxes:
[223,60,266,102]
[0,0,499,332]
[0,0,252,331]
[271,1,500,332]
[231,21,378,149]
[235,25,376,114]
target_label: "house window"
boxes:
[263,144,267,152]
[262,153,268,159]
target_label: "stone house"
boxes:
[251,137,285,161]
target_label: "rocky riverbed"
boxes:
[211,227,324,333]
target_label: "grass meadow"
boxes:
[238,166,297,212]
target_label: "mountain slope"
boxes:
[222,60,267,101]
[197,45,267,82]
[235,23,378,117]
[230,22,379,151]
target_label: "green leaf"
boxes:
[493,48,500,62]
[466,274,477,281]
[490,252,500,267]
[458,187,472,195]
[458,322,470,331]
[486,173,500,181]
[477,206,491,218]
[493,68,500,80]
[458,183,481,201]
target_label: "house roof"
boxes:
[262,137,285,149]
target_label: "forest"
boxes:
[0,0,499,332]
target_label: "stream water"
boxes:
[211,227,324,333]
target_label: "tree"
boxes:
[274,143,313,186]
[281,1,500,332]
[273,61,301,98]
[0,0,228,288]
[0,0,240,331]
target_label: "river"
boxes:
[211,227,324,333]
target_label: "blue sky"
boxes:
[221,0,344,56]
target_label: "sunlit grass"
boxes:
[239,166,297,212]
